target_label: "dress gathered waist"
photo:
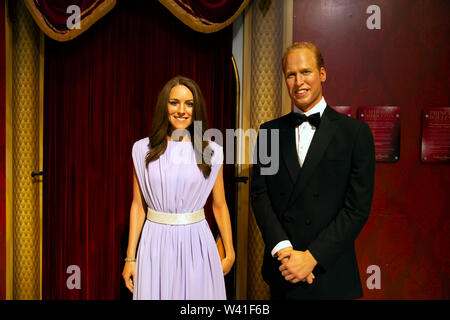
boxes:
[146,208,205,225]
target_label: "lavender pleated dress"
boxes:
[131,138,226,300]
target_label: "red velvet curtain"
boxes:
[43,0,235,299]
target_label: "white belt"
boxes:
[147,208,205,225]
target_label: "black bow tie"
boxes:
[289,112,321,128]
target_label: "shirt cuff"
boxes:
[271,240,293,257]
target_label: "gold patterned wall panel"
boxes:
[247,0,284,300]
[11,0,41,300]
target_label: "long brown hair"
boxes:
[145,76,213,178]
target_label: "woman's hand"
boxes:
[221,254,235,276]
[122,262,136,293]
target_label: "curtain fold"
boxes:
[160,0,250,33]
[24,0,250,40]
[43,0,235,299]
[24,0,116,41]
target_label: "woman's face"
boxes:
[167,84,194,132]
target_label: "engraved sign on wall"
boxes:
[421,107,450,163]
[357,106,401,162]
[331,106,353,118]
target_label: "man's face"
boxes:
[284,49,326,112]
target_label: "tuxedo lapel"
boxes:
[280,116,300,184]
[287,106,341,207]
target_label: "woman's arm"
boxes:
[211,165,235,275]
[122,168,147,292]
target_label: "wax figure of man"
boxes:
[250,42,375,299]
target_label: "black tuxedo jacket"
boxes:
[250,105,375,299]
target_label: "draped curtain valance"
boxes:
[23,0,251,41]
[24,0,117,41]
[159,0,251,33]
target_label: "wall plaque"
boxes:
[421,107,450,163]
[331,105,353,117]
[358,106,401,162]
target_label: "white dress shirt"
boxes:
[271,97,327,257]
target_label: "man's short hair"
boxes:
[282,41,324,73]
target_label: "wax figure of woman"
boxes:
[122,76,235,300]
